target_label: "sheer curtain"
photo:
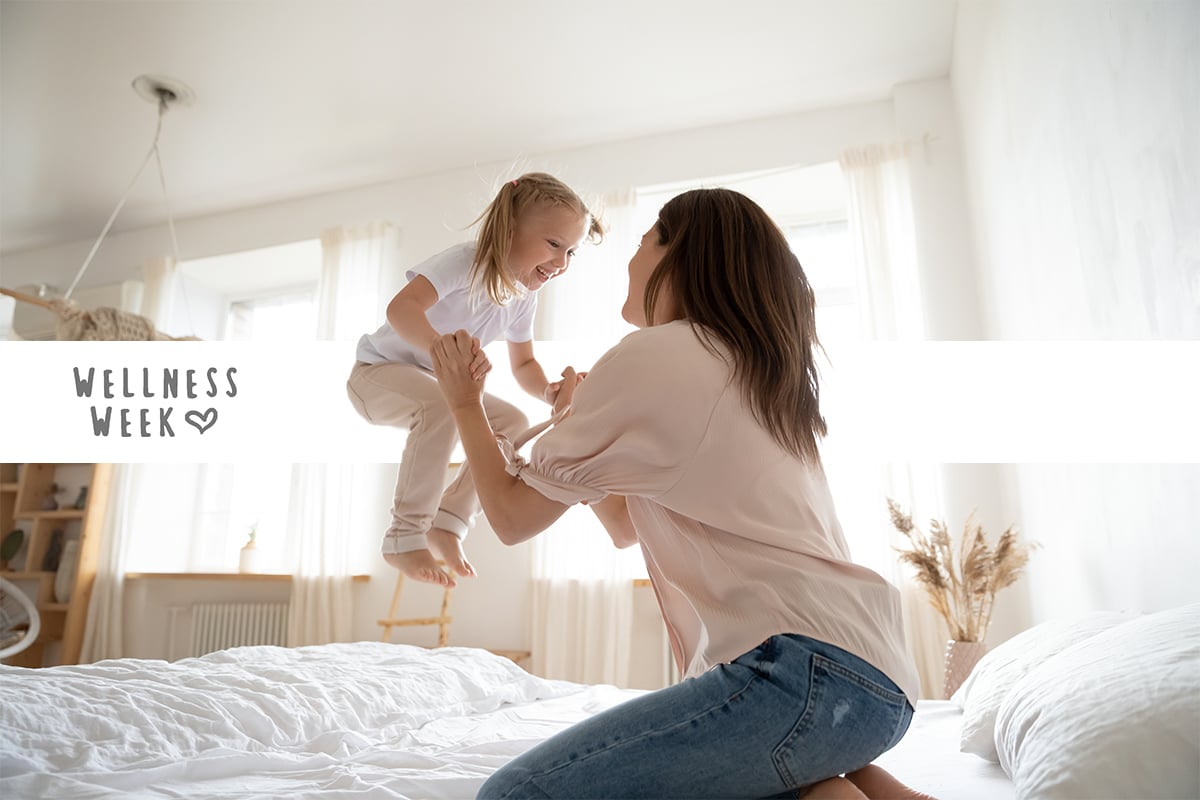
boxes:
[837,145,947,697]
[528,190,643,685]
[286,222,396,645]
[80,256,177,661]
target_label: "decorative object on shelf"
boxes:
[888,498,1039,698]
[54,540,81,604]
[0,577,41,660]
[73,486,89,510]
[41,482,62,510]
[40,529,65,572]
[238,527,261,574]
[1,529,23,564]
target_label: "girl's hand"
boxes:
[545,367,585,417]
[432,330,489,409]
[467,337,491,381]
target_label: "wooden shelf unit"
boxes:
[1,463,111,667]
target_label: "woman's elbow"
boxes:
[612,530,639,549]
[493,524,525,547]
[489,513,534,546]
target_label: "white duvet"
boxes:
[0,642,641,799]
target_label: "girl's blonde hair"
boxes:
[471,172,605,306]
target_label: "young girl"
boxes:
[347,173,604,587]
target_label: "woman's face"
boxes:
[622,222,674,328]
[507,203,588,291]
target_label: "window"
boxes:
[127,240,321,573]
[785,219,860,344]
[225,288,316,341]
[635,161,858,345]
[178,239,321,341]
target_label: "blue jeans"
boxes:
[477,634,913,799]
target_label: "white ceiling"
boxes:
[0,0,957,256]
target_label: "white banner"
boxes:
[0,340,1196,463]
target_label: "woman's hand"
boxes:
[431,330,490,410]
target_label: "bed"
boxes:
[0,642,984,799]
[2,602,1196,800]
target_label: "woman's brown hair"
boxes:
[644,188,826,461]
[471,172,605,306]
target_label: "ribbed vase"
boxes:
[943,639,988,699]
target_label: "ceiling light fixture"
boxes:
[62,74,196,300]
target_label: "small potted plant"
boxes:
[888,497,1038,698]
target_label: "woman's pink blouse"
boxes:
[507,321,920,706]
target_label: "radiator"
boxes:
[190,602,289,656]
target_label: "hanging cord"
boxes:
[153,124,182,267]
[65,93,172,300]
[150,101,195,334]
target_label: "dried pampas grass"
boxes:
[889,498,1038,642]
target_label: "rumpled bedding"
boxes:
[0,642,641,799]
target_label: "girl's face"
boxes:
[622,222,675,328]
[508,203,589,291]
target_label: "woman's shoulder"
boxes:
[612,321,717,358]
[592,322,726,384]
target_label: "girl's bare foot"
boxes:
[427,527,476,578]
[845,764,938,800]
[804,776,868,799]
[383,548,455,586]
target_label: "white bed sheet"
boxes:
[1,642,637,799]
[2,642,1013,799]
[875,700,1015,800]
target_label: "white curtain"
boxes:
[837,145,947,697]
[527,190,645,686]
[316,221,395,342]
[79,464,136,662]
[839,145,924,340]
[286,222,396,646]
[531,505,640,686]
[140,256,178,332]
[80,256,178,661]
[284,463,362,646]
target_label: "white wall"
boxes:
[952,0,1199,341]
[951,1,1200,627]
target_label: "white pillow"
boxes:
[953,610,1134,761]
[994,602,1200,800]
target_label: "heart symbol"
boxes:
[185,408,218,434]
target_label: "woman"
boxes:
[432,189,931,799]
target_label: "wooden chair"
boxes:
[377,568,454,647]
[376,563,531,670]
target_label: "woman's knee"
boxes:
[477,763,549,800]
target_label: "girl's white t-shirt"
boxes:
[356,242,537,370]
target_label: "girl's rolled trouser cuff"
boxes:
[381,532,429,555]
[432,510,469,539]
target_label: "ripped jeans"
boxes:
[477,634,913,800]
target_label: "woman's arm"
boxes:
[434,331,570,544]
[588,494,638,548]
